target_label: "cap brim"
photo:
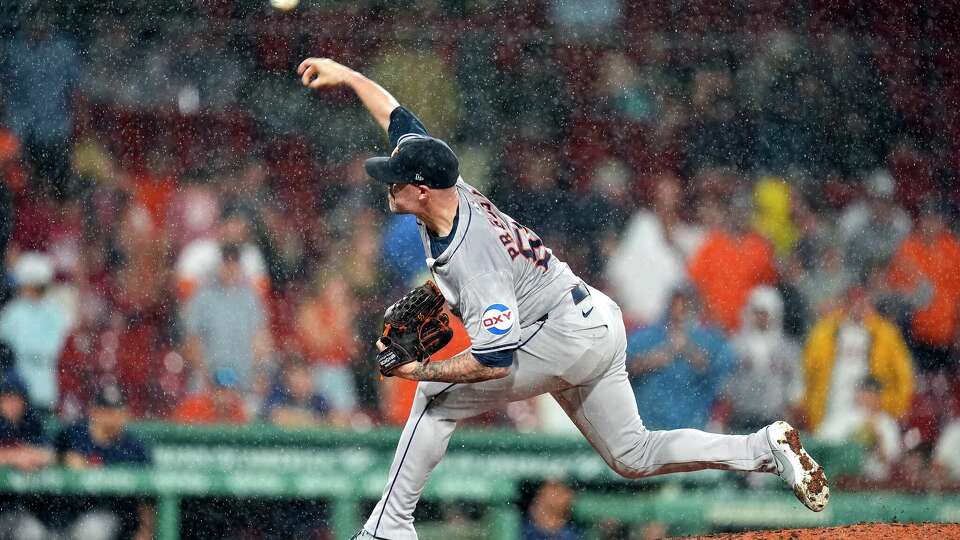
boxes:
[365,157,407,184]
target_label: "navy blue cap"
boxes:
[365,134,459,189]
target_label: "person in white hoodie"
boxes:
[605,174,702,326]
[725,286,803,432]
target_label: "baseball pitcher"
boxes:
[297,58,829,540]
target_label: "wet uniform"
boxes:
[361,108,778,540]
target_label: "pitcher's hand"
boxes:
[297,58,354,89]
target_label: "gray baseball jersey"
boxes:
[359,107,784,540]
[418,179,581,359]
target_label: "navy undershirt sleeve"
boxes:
[388,107,430,147]
[473,349,515,368]
[427,209,459,259]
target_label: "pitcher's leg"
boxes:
[553,361,777,479]
[361,368,556,540]
[362,382,459,540]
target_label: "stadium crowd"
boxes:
[1,0,960,513]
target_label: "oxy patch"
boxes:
[481,304,514,335]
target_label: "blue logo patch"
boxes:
[481,304,514,335]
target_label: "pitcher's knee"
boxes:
[608,460,650,479]
[602,430,653,479]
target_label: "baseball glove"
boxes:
[377,280,454,376]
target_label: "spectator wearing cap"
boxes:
[0,252,69,411]
[54,386,154,540]
[261,355,329,428]
[800,286,914,433]
[175,205,269,301]
[171,367,248,425]
[839,168,911,281]
[183,242,273,405]
[626,286,734,430]
[0,374,52,471]
[887,197,960,374]
[687,192,777,333]
[0,374,54,540]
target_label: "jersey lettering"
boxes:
[469,187,551,270]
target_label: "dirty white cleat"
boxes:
[766,420,830,512]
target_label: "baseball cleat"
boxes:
[766,420,830,512]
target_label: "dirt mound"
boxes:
[687,522,960,539]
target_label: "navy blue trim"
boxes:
[374,383,457,537]
[433,190,472,267]
[428,208,459,259]
[471,341,521,353]
[474,349,514,368]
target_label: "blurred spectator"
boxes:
[172,367,248,425]
[521,479,581,540]
[817,377,902,481]
[53,386,154,540]
[933,418,960,484]
[887,198,960,373]
[797,241,854,319]
[176,206,269,300]
[839,169,911,280]
[0,374,53,471]
[606,174,701,326]
[800,287,914,432]
[0,253,69,411]
[1,10,79,195]
[725,286,802,432]
[380,214,428,288]
[752,178,798,258]
[295,268,359,420]
[688,192,777,332]
[684,67,747,172]
[261,355,329,429]
[183,243,273,402]
[0,374,51,540]
[567,158,632,281]
[165,171,220,252]
[626,286,734,430]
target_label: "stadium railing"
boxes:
[0,423,955,539]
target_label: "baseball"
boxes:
[270,0,298,11]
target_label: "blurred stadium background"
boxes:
[1,0,960,538]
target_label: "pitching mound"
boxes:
[688,522,960,539]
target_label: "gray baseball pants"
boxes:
[362,287,777,539]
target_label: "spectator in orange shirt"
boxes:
[295,269,360,420]
[172,368,248,425]
[888,198,960,372]
[688,193,777,333]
